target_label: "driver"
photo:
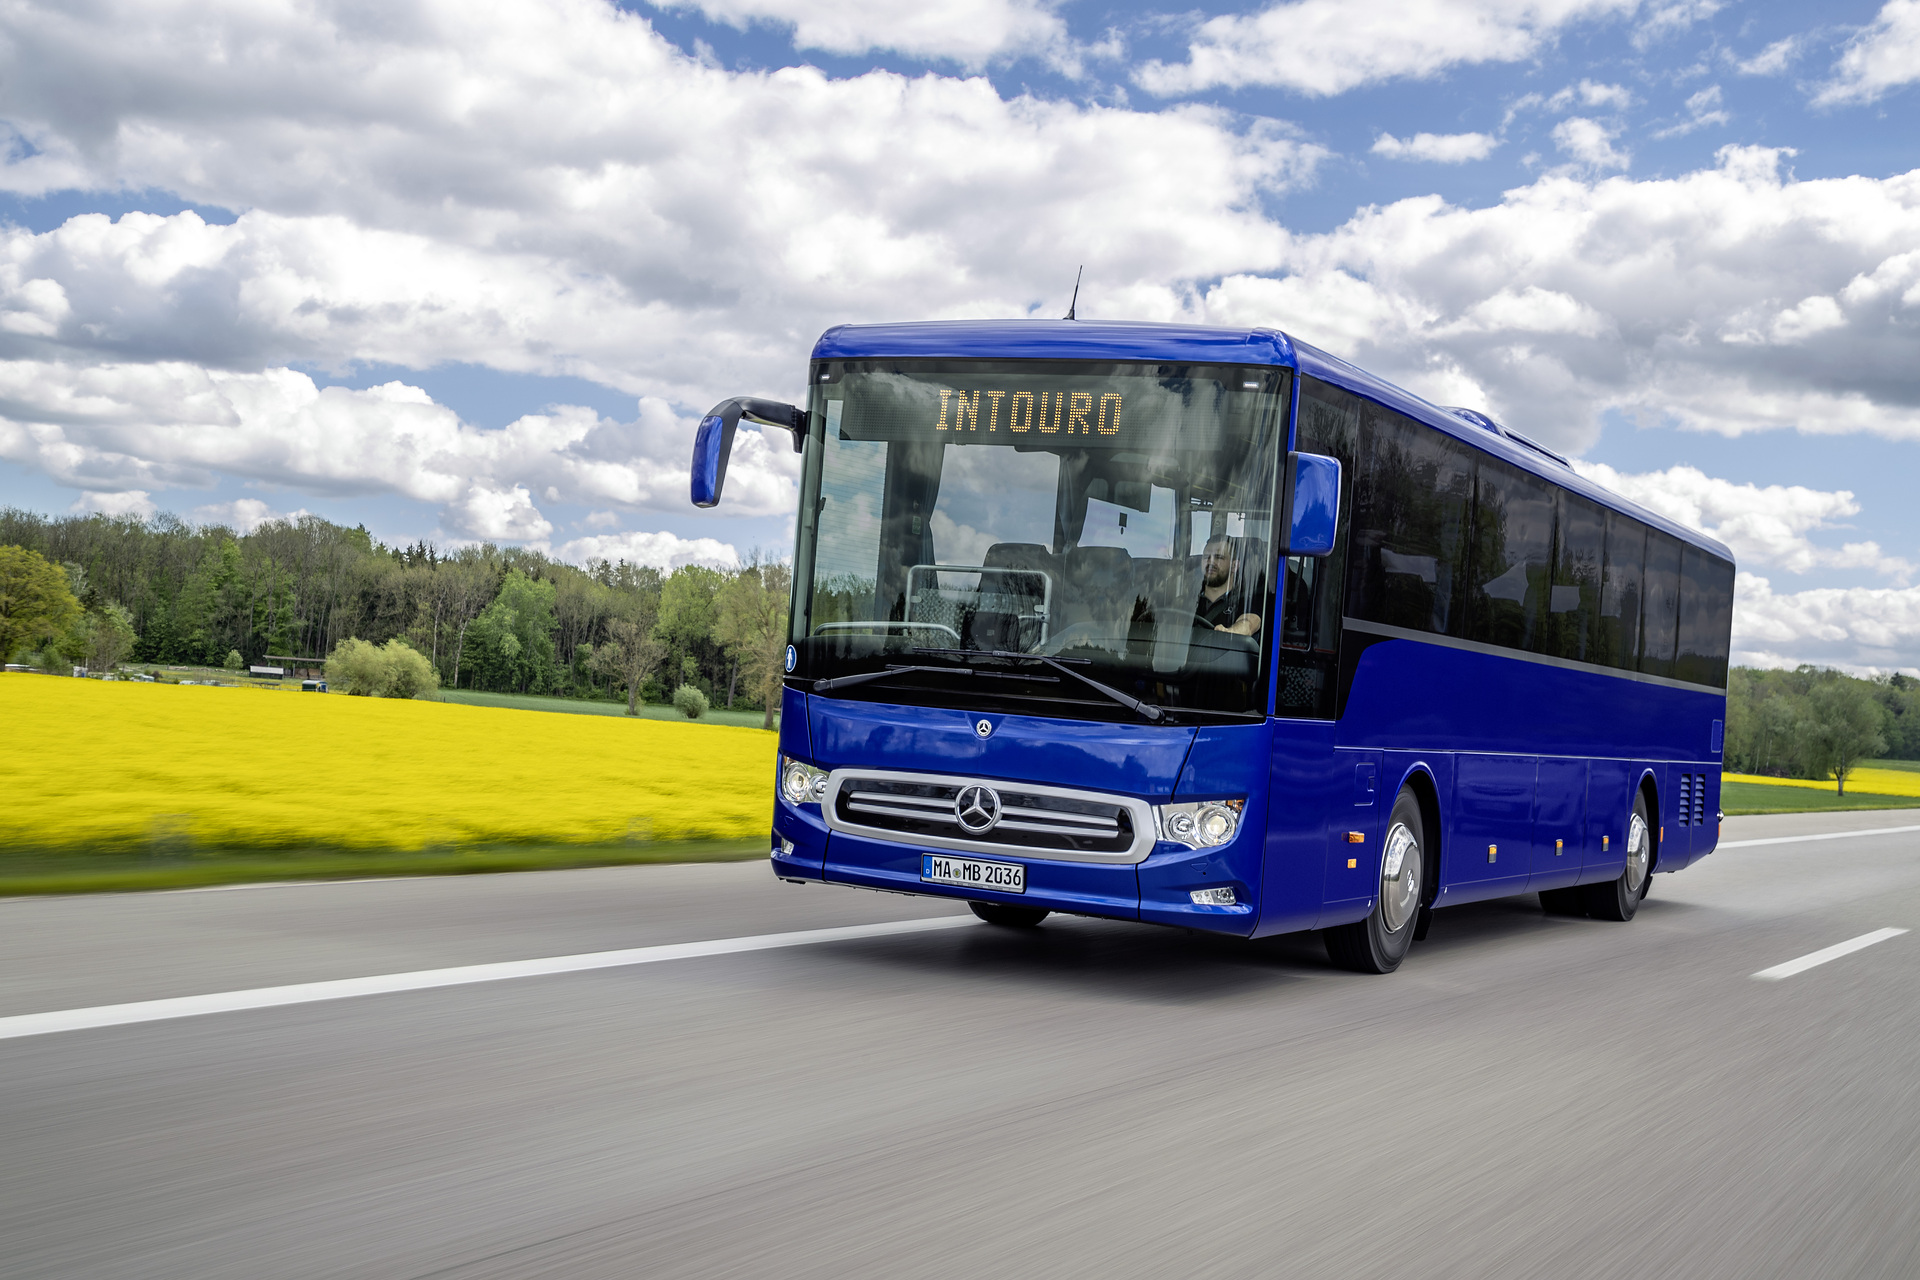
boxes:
[1196,535,1262,636]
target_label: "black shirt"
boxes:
[1196,585,1251,630]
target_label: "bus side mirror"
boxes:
[1283,451,1341,556]
[690,397,808,508]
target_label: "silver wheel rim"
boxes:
[1625,812,1650,896]
[1380,820,1421,933]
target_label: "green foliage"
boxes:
[714,555,791,729]
[83,603,138,673]
[672,683,710,719]
[326,636,442,698]
[224,648,244,671]
[0,544,83,663]
[461,569,558,693]
[1726,665,1895,791]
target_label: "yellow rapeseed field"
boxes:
[1723,769,1920,798]
[1,674,778,850]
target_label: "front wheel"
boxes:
[1323,787,1424,973]
[969,901,1050,928]
[1583,792,1652,921]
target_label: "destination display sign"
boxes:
[823,362,1280,450]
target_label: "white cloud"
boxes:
[1135,0,1637,97]
[1653,84,1729,138]
[652,0,1082,70]
[1372,131,1500,163]
[188,497,312,533]
[1551,116,1631,171]
[551,529,740,570]
[1817,0,1920,105]
[1574,463,1915,581]
[1199,145,1920,452]
[1733,36,1803,76]
[1733,573,1920,673]
[68,489,156,519]
[1550,79,1635,111]
[1633,0,1722,49]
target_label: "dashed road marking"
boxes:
[1752,928,1908,981]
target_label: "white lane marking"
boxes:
[0,915,978,1041]
[1752,928,1909,981]
[1721,824,1920,849]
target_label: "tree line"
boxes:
[1725,665,1919,794]
[0,508,791,727]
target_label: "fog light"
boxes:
[780,757,828,806]
[778,837,795,856]
[1190,886,1236,906]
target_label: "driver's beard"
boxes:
[1203,564,1230,590]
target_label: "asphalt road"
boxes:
[3,809,1918,1279]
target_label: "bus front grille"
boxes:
[826,771,1149,861]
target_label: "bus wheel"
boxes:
[1324,788,1423,973]
[1582,793,1652,922]
[969,901,1050,928]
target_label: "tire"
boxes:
[1539,886,1587,917]
[1583,790,1652,922]
[969,901,1050,928]
[1324,787,1424,973]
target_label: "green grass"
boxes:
[1720,780,1920,816]
[0,837,770,897]
[1865,758,1920,774]
[433,688,774,728]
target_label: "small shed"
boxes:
[265,655,326,679]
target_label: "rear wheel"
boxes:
[1324,787,1423,974]
[1583,792,1652,922]
[969,901,1050,928]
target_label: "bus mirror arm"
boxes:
[690,397,808,508]
[1282,451,1341,557]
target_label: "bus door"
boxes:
[1446,754,1536,902]
[1531,758,1587,892]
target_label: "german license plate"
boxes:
[922,854,1025,893]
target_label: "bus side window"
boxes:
[1598,512,1644,671]
[1466,457,1555,653]
[1276,377,1358,715]
[1349,404,1471,638]
[1676,545,1734,687]
[1641,532,1682,679]
[1547,492,1605,662]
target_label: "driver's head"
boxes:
[1202,535,1236,590]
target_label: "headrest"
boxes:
[984,542,1051,569]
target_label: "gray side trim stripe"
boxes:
[1342,617,1726,695]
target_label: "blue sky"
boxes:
[0,0,1916,668]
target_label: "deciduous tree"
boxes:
[0,546,82,663]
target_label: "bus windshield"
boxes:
[790,359,1290,720]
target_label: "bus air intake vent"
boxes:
[822,769,1157,864]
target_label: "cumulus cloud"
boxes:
[1816,0,1920,105]
[1551,116,1631,171]
[1574,463,1915,581]
[551,529,741,570]
[188,497,313,533]
[69,489,156,519]
[651,0,1080,70]
[1135,0,1636,97]
[1199,145,1920,452]
[1733,574,1920,673]
[1372,131,1500,163]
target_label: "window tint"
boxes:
[1546,492,1604,662]
[1348,402,1472,637]
[1640,531,1682,678]
[1596,512,1643,671]
[1466,458,1555,652]
[1676,544,1735,688]
[1276,377,1359,717]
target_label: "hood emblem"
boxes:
[954,784,1002,834]
[975,718,993,739]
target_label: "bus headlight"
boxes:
[1156,799,1244,849]
[780,757,829,806]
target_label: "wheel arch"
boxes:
[1635,769,1661,873]
[1394,764,1443,907]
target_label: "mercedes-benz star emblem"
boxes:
[954,784,1001,834]
[975,718,993,739]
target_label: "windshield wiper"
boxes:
[912,647,1166,723]
[811,664,972,694]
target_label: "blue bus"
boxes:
[691,320,1736,973]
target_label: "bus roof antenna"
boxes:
[1063,266,1082,321]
